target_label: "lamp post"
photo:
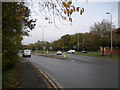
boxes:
[39,26,47,54]
[106,12,112,58]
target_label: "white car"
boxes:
[67,49,75,54]
[57,51,62,55]
[22,49,31,57]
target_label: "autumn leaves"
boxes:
[62,1,84,22]
[42,0,84,24]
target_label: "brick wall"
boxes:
[100,47,120,55]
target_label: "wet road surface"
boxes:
[21,54,118,88]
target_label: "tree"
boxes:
[2,2,36,70]
[51,39,62,51]
[90,19,115,55]
[28,0,84,29]
[61,34,71,50]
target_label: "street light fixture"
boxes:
[106,12,112,58]
[39,26,47,54]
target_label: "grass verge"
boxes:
[76,51,119,60]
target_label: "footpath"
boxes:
[17,58,49,88]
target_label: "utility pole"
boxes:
[39,26,47,54]
[106,12,112,58]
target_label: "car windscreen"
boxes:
[24,50,30,52]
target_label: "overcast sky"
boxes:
[22,1,119,45]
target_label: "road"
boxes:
[21,54,118,88]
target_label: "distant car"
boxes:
[81,50,87,53]
[67,49,75,54]
[22,49,31,57]
[57,51,62,55]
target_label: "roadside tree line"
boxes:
[2,2,36,71]
[23,20,119,53]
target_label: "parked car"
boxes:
[57,51,62,55]
[22,49,31,57]
[81,50,87,53]
[67,49,75,54]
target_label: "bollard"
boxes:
[63,53,67,59]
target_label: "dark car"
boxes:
[81,50,87,53]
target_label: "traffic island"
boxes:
[38,54,68,60]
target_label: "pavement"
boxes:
[17,58,48,88]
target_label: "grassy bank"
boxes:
[76,51,119,60]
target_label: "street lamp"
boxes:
[106,12,112,58]
[39,26,47,54]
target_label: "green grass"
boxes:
[76,51,119,60]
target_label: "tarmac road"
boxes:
[21,54,118,88]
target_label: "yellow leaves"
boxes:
[62,0,72,8]
[67,9,71,14]
[62,1,65,4]
[62,1,72,8]
[66,9,73,16]
[62,2,68,8]
[68,1,72,5]
[61,0,84,22]
[69,9,73,14]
